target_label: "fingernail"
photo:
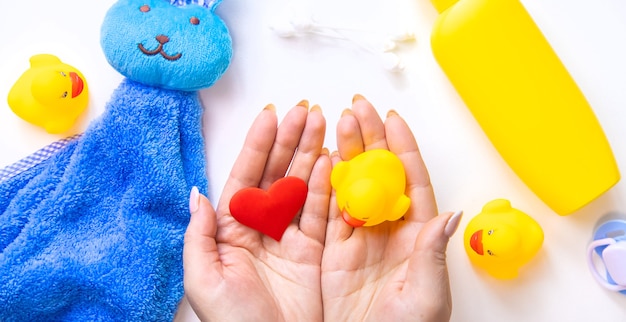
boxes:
[321,147,330,155]
[444,210,463,238]
[341,108,353,117]
[189,186,200,214]
[386,109,399,118]
[310,104,322,113]
[352,94,366,103]
[263,103,276,111]
[330,150,339,158]
[297,99,309,108]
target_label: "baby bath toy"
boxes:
[464,199,543,279]
[7,54,89,133]
[331,149,411,227]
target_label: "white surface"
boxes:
[2,0,626,321]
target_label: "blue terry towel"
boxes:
[0,0,232,320]
[0,79,208,321]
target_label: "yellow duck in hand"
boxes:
[464,199,544,279]
[331,149,411,227]
[8,54,89,134]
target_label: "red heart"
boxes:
[229,176,308,241]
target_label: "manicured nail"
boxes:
[297,99,309,108]
[352,94,366,103]
[189,186,200,214]
[263,103,276,111]
[321,147,330,155]
[341,108,353,117]
[310,104,322,113]
[444,210,463,238]
[330,150,339,158]
[386,109,399,118]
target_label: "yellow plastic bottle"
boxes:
[429,0,620,215]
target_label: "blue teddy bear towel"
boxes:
[0,0,232,320]
[0,80,206,320]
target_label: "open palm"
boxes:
[321,97,461,322]
[183,102,331,322]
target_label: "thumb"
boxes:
[183,187,222,293]
[405,211,463,313]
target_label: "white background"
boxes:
[1,0,626,321]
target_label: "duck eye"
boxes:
[61,91,68,98]
[487,250,494,256]
[140,5,150,12]
[487,229,494,235]
[60,71,67,77]
[190,17,200,25]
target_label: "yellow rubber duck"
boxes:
[331,149,411,227]
[464,199,544,279]
[7,54,89,134]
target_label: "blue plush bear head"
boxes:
[101,0,232,91]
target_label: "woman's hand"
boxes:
[321,95,462,322]
[183,101,331,322]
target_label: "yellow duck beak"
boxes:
[342,210,366,227]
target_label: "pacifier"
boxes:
[587,219,626,294]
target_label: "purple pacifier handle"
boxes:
[587,238,626,292]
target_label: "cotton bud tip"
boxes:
[381,52,405,72]
[389,30,416,42]
[270,21,298,38]
[289,15,315,33]
[382,40,397,52]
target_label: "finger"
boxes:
[287,104,326,181]
[384,110,438,222]
[405,211,463,316]
[259,101,309,189]
[298,151,332,244]
[219,105,278,211]
[324,151,354,243]
[350,95,388,151]
[184,188,223,293]
[336,108,364,161]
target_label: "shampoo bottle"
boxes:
[429,0,620,215]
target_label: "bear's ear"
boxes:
[207,0,223,12]
[169,0,223,12]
